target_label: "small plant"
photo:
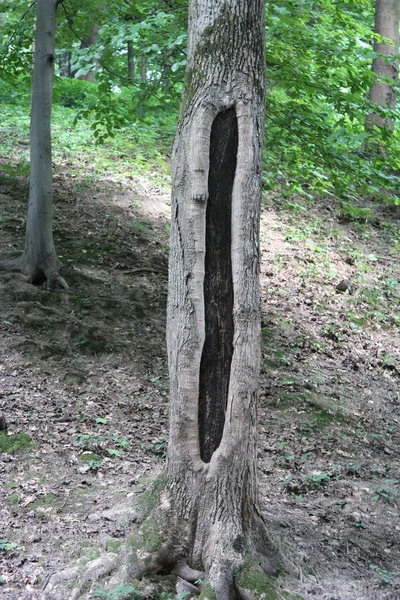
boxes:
[79,452,102,470]
[302,472,331,490]
[92,583,137,599]
[0,539,18,552]
[340,202,375,222]
[0,431,33,454]
[369,564,396,585]
[141,435,169,461]
[372,481,398,504]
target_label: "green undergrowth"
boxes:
[0,79,173,182]
[0,431,33,454]
[234,559,303,600]
[92,575,176,600]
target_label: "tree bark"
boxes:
[366,0,400,131]
[77,25,101,82]
[127,40,135,82]
[0,412,7,431]
[59,50,72,78]
[0,0,68,290]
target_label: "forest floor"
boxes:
[0,135,400,600]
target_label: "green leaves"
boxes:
[265,0,400,201]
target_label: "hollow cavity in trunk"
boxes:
[198,107,238,463]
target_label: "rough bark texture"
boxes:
[0,0,67,290]
[366,0,400,130]
[163,0,282,596]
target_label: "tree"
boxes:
[75,24,101,82]
[366,0,400,131]
[164,0,283,593]
[44,1,283,598]
[0,0,68,290]
[127,39,135,81]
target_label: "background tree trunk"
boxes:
[0,412,7,431]
[127,40,135,82]
[59,50,72,78]
[0,0,68,289]
[140,53,147,83]
[77,25,101,82]
[366,0,400,130]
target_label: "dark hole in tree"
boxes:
[198,107,238,463]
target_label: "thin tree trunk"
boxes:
[0,412,7,431]
[0,0,68,289]
[366,0,400,131]
[59,50,72,77]
[127,40,135,81]
[141,53,147,83]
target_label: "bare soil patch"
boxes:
[0,164,399,599]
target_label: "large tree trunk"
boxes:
[0,0,67,290]
[366,0,400,131]
[159,0,281,595]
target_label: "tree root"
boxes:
[42,481,289,600]
[43,550,288,600]
[43,553,119,600]
[0,258,22,272]
[0,256,69,290]
[42,530,287,600]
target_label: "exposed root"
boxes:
[42,541,287,600]
[173,562,206,582]
[0,258,22,272]
[177,577,202,597]
[43,553,119,600]
[42,481,287,600]
[0,255,69,290]
[41,272,69,291]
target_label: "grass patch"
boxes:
[0,431,33,454]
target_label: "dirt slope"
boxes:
[0,163,400,599]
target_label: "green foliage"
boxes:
[92,583,138,599]
[369,564,397,585]
[2,0,400,207]
[0,431,33,454]
[372,481,398,503]
[0,539,18,552]
[340,202,375,221]
[265,0,400,201]
[79,452,102,470]
[53,78,99,108]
